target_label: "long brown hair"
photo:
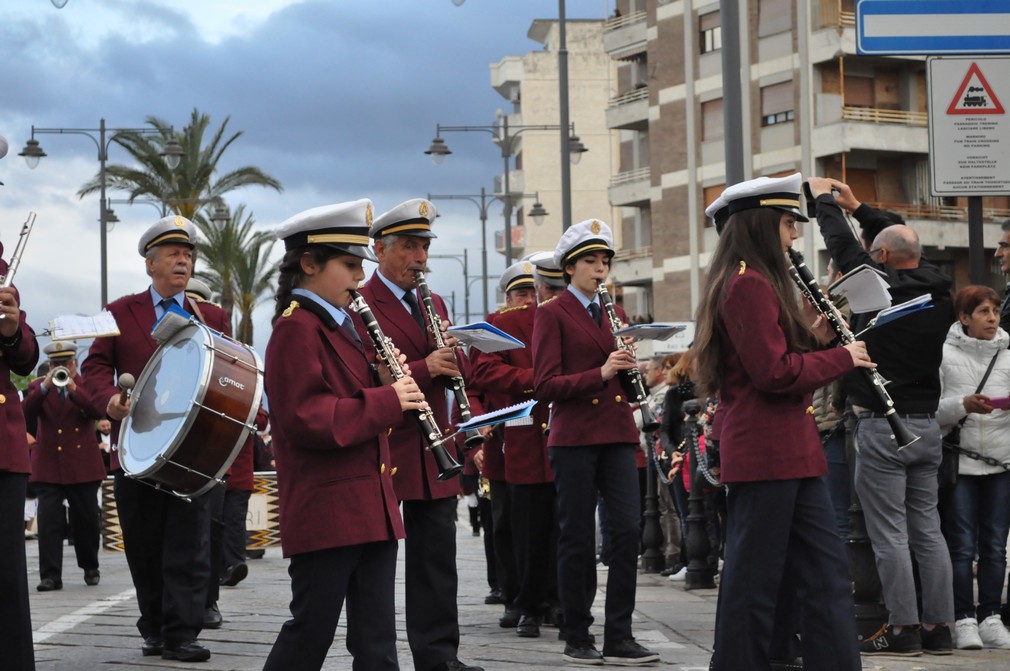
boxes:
[692,207,815,395]
[271,246,345,324]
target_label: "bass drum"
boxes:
[120,322,263,498]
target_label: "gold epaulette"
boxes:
[537,295,559,307]
[497,304,530,314]
[738,261,747,275]
[281,300,300,318]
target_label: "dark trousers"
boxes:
[550,444,640,645]
[35,480,101,581]
[222,488,251,569]
[263,540,399,671]
[511,482,558,616]
[478,496,496,590]
[489,478,517,604]
[0,472,34,670]
[206,482,225,607]
[114,472,212,646]
[713,478,859,671]
[403,497,460,670]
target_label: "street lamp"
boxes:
[429,188,549,316]
[428,251,470,323]
[19,119,183,307]
[425,116,584,263]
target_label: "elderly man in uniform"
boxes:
[0,237,41,671]
[357,199,483,671]
[82,215,231,663]
[22,341,106,591]
[472,254,564,639]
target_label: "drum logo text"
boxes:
[219,376,245,390]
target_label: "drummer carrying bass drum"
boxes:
[82,215,230,663]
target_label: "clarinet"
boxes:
[596,281,660,432]
[413,270,486,448]
[0,212,37,322]
[786,248,919,449]
[349,290,463,481]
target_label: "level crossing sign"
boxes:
[928,56,1010,195]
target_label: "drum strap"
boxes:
[187,296,207,324]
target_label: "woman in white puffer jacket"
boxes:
[938,285,1010,651]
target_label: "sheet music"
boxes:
[50,312,120,341]
[828,264,892,314]
[456,399,537,431]
[613,323,686,341]
[446,321,525,352]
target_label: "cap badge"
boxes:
[418,201,430,219]
[522,262,533,274]
[174,216,187,229]
[366,204,374,227]
[55,342,64,351]
[590,220,601,235]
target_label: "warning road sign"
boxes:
[928,56,1010,196]
[947,62,1005,115]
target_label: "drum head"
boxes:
[121,324,211,475]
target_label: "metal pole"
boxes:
[463,247,470,323]
[480,187,489,316]
[502,117,513,264]
[98,118,108,308]
[558,0,573,231]
[969,196,985,284]
[720,0,745,186]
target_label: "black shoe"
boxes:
[203,603,223,629]
[563,641,604,665]
[141,636,163,657]
[219,561,248,587]
[36,578,63,592]
[516,615,541,638]
[484,588,504,605]
[246,548,265,559]
[921,624,952,655]
[859,624,922,656]
[659,563,684,577]
[499,607,521,628]
[602,639,661,665]
[428,661,484,671]
[84,569,100,586]
[162,640,210,662]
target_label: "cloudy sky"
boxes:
[0,0,611,358]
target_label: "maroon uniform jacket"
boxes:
[716,268,854,483]
[265,296,405,557]
[357,274,460,501]
[23,376,106,484]
[473,304,553,484]
[81,291,230,472]
[0,286,39,474]
[532,290,639,448]
[226,407,269,492]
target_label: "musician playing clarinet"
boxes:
[808,176,955,656]
[531,219,659,665]
[357,198,484,671]
[81,216,229,663]
[262,200,424,671]
[692,174,873,670]
[0,236,40,671]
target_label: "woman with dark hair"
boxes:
[938,285,1010,650]
[262,200,426,671]
[693,174,873,671]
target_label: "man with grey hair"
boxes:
[809,177,954,657]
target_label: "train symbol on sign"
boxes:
[947,63,1005,115]
[963,86,988,107]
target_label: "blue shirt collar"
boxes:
[291,288,351,326]
[150,286,186,308]
[567,284,598,310]
[375,268,409,301]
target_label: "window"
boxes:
[761,81,795,126]
[758,0,791,37]
[700,11,722,53]
[703,184,725,227]
[702,98,724,141]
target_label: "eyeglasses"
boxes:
[868,247,884,258]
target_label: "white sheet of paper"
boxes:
[613,323,686,341]
[446,321,525,352]
[50,311,120,341]
[456,399,537,431]
[828,265,892,314]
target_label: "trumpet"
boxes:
[349,290,463,481]
[0,211,36,320]
[787,248,919,449]
[414,270,486,449]
[51,366,72,388]
[596,280,660,432]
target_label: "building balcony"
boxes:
[494,224,527,258]
[864,201,1010,224]
[814,0,854,30]
[841,106,927,126]
[813,95,928,155]
[603,9,647,59]
[608,167,651,207]
[493,171,525,202]
[606,87,649,131]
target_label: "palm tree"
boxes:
[232,232,278,345]
[78,108,282,218]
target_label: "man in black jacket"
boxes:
[808,177,954,657]
[994,220,1010,333]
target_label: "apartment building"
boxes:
[606,0,1010,321]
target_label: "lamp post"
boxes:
[429,187,547,316]
[19,119,183,307]
[425,116,584,264]
[429,251,470,323]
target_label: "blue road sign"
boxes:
[857,0,1010,55]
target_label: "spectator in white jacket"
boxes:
[938,285,1010,650]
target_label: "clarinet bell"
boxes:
[432,441,464,481]
[890,415,921,451]
[463,428,486,449]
